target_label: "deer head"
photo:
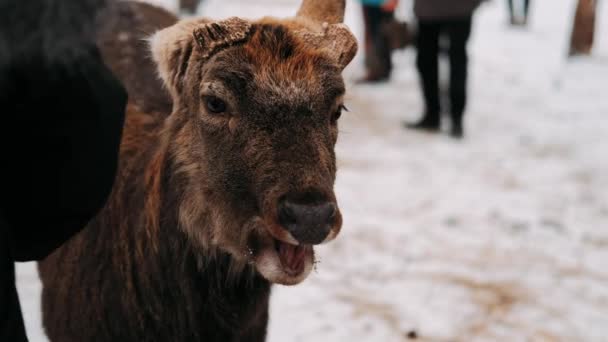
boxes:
[149,0,357,285]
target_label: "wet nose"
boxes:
[278,198,337,245]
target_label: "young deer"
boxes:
[39,1,357,340]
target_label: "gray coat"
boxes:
[414,0,484,20]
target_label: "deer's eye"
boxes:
[332,104,348,123]
[205,96,226,114]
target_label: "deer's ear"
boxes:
[294,23,358,70]
[149,17,251,97]
[322,24,358,70]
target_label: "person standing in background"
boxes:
[406,0,483,138]
[508,0,531,26]
[358,0,399,83]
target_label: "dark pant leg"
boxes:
[363,5,393,78]
[362,5,373,70]
[377,9,395,76]
[446,17,472,124]
[508,0,515,21]
[416,21,441,120]
[523,0,530,20]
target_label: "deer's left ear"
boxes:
[294,23,358,70]
[320,24,358,70]
[149,17,251,98]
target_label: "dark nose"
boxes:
[278,196,337,245]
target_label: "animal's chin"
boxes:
[252,236,315,286]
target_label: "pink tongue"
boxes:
[278,242,308,274]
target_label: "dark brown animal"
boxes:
[39,0,357,341]
[97,1,177,114]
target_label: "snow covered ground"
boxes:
[16,0,608,341]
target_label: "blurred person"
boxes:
[180,0,202,14]
[358,0,400,83]
[406,0,484,138]
[0,0,127,341]
[508,0,531,26]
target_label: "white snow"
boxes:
[17,0,608,341]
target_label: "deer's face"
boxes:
[151,15,356,285]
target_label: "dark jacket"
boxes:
[414,0,484,20]
[0,0,127,340]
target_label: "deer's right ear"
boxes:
[150,18,207,97]
[149,17,251,97]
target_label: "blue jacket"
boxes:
[360,0,388,6]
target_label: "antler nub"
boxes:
[193,17,252,60]
[296,0,346,24]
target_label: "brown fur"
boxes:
[39,1,357,341]
[96,1,178,114]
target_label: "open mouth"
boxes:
[275,239,313,277]
[251,231,315,286]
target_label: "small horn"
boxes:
[296,0,346,24]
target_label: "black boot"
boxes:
[404,114,440,132]
[450,120,464,139]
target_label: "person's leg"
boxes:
[523,0,531,24]
[377,9,396,78]
[447,17,472,138]
[360,5,389,82]
[408,20,441,130]
[361,5,377,79]
[508,0,516,24]
[362,5,373,72]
